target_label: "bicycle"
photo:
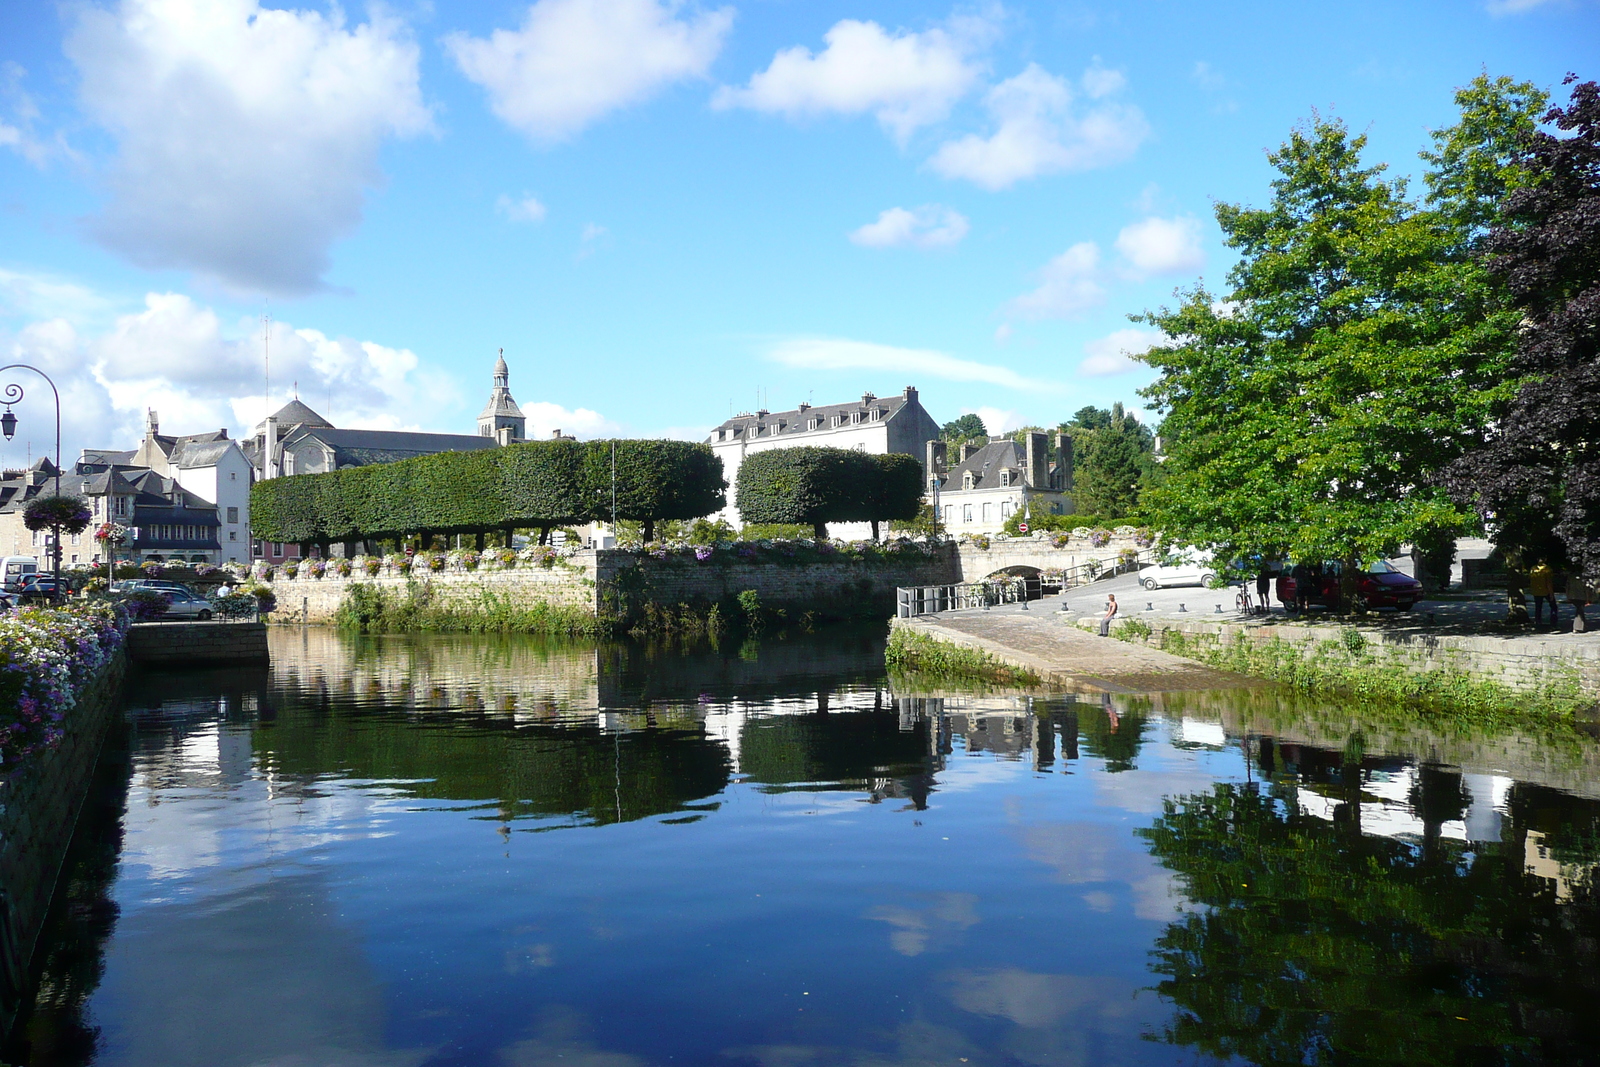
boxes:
[1235,585,1254,615]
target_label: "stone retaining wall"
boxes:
[260,546,962,625]
[1086,616,1600,702]
[126,621,270,665]
[0,653,125,1039]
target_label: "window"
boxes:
[114,497,127,516]
[981,503,991,522]
[962,505,972,523]
[999,470,1011,487]
[271,542,283,557]
[962,471,975,490]
[230,472,237,481]
[227,506,238,523]
[230,531,237,541]
[253,540,263,557]
[1001,502,1012,519]
[943,505,952,523]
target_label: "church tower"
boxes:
[478,349,527,444]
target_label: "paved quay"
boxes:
[892,601,1260,694]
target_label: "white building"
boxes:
[705,387,942,534]
[129,411,254,563]
[926,433,1074,536]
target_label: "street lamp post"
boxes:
[1,364,64,593]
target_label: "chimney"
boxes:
[145,408,159,436]
[862,391,876,405]
[902,385,917,404]
[264,416,279,479]
[552,428,563,439]
[797,401,810,412]
[496,426,514,446]
[925,439,946,477]
[1025,431,1048,488]
[1055,433,1074,489]
[960,442,980,463]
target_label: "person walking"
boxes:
[1099,593,1119,637]
[1569,571,1591,633]
[1530,561,1558,627]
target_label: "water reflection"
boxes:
[7,629,1600,1067]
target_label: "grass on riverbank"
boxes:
[1130,625,1590,731]
[886,628,1041,688]
[334,582,610,636]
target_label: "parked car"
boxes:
[112,579,193,594]
[17,575,68,600]
[2,555,39,593]
[1277,559,1423,611]
[1141,549,1217,590]
[154,588,216,620]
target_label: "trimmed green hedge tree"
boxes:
[735,447,925,539]
[249,439,726,546]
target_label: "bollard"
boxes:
[1215,604,1222,613]
[1178,603,1187,612]
[1146,602,1154,611]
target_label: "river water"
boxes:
[9,627,1600,1066]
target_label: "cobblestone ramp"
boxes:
[895,608,1259,693]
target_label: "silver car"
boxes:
[157,588,216,620]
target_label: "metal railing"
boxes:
[897,578,1028,618]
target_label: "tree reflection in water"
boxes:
[1138,752,1600,1065]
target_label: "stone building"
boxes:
[0,457,222,566]
[925,432,1074,536]
[705,386,942,534]
[477,349,527,443]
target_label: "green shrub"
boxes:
[885,628,1041,686]
[736,447,924,539]
[251,438,726,545]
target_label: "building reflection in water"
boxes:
[8,629,1600,1066]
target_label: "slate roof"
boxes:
[709,392,911,441]
[254,399,332,435]
[294,427,498,469]
[80,449,136,466]
[944,440,1025,491]
[168,439,236,468]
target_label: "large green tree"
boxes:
[1060,403,1154,519]
[1445,78,1600,583]
[1134,81,1543,597]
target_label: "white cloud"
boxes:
[1008,242,1105,319]
[1486,0,1559,12]
[497,194,548,223]
[1078,327,1164,377]
[972,406,1019,434]
[993,322,1012,344]
[0,62,52,166]
[520,401,620,439]
[713,15,992,143]
[66,0,429,296]
[767,337,1049,391]
[848,205,969,249]
[929,63,1149,190]
[0,268,116,325]
[446,0,732,143]
[0,276,530,469]
[1191,61,1225,92]
[1115,215,1204,276]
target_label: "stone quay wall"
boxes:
[1088,616,1600,702]
[127,620,270,665]
[260,544,963,625]
[0,653,126,1039]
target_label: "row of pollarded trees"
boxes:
[249,439,926,550]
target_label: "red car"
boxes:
[1276,560,1423,612]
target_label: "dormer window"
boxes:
[963,471,975,490]
[999,469,1011,487]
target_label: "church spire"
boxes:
[478,348,525,443]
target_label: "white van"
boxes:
[2,556,39,593]
[1140,548,1217,590]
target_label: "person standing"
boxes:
[1099,593,1119,637]
[1530,561,1558,627]
[1256,563,1273,614]
[1290,561,1313,613]
[1569,571,1591,633]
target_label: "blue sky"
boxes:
[0,0,1592,465]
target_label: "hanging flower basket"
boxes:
[24,495,92,533]
[95,522,129,544]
